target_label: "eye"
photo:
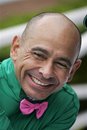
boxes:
[55,62,69,69]
[32,51,47,60]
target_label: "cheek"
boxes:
[56,70,70,84]
[16,57,42,81]
[21,58,40,69]
[15,53,36,70]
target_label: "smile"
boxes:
[30,75,51,87]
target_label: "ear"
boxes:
[10,36,20,61]
[67,59,82,82]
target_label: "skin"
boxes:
[10,14,81,100]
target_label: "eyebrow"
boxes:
[31,47,50,56]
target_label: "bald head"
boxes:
[21,12,81,59]
[11,12,82,100]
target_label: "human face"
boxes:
[11,19,81,100]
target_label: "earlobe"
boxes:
[10,36,20,61]
[67,59,82,82]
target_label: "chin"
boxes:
[30,92,49,100]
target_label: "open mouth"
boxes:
[28,74,53,87]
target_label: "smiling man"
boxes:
[0,13,81,130]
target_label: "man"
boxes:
[0,13,81,130]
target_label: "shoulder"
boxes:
[42,84,80,125]
[0,58,12,78]
[48,83,79,111]
[42,84,80,129]
[63,83,79,110]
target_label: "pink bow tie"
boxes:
[20,99,48,119]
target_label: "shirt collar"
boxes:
[1,58,25,101]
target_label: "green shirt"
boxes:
[0,58,79,130]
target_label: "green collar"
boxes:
[1,58,26,101]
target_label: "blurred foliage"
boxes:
[0,0,87,29]
[44,0,87,12]
[0,13,36,29]
[71,55,87,84]
[0,45,10,61]
[78,127,87,130]
[79,26,87,34]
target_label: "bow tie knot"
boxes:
[20,99,48,119]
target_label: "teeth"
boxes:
[32,76,49,86]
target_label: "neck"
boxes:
[26,95,46,103]
[27,95,37,101]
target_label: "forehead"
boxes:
[26,15,79,47]
[22,15,80,61]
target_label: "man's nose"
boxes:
[39,62,54,79]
